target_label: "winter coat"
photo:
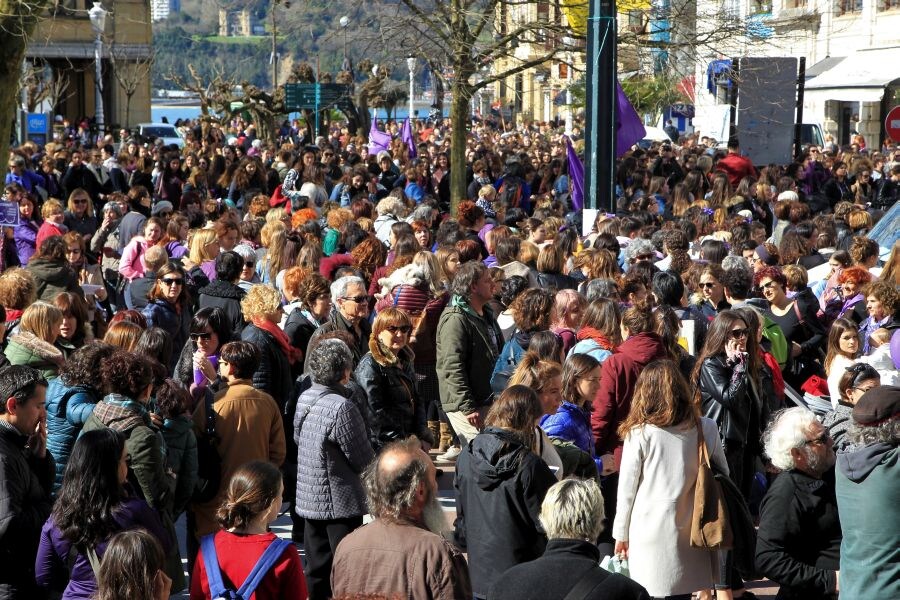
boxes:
[81,396,173,514]
[241,323,293,410]
[282,308,320,360]
[45,379,102,493]
[90,220,121,281]
[613,419,727,597]
[293,383,374,520]
[191,379,286,537]
[540,402,602,474]
[591,332,668,465]
[25,258,84,302]
[488,539,650,600]
[198,280,246,340]
[436,297,503,414]
[126,271,156,310]
[835,443,899,599]
[304,311,372,373]
[34,494,171,600]
[355,341,432,452]
[698,355,769,450]
[34,221,66,254]
[142,299,191,370]
[454,426,557,597]
[160,415,198,519]
[13,219,39,265]
[534,271,578,291]
[0,421,55,600]
[756,469,841,599]
[3,332,65,380]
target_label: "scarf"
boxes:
[576,326,616,351]
[252,317,302,365]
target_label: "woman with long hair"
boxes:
[4,301,64,379]
[454,385,558,599]
[187,228,220,287]
[35,429,172,599]
[824,318,861,408]
[569,298,621,363]
[26,235,84,301]
[491,288,555,389]
[227,157,267,210]
[13,193,41,265]
[508,352,566,477]
[613,359,727,599]
[63,230,108,321]
[53,291,94,353]
[191,462,307,599]
[172,307,233,398]
[102,321,143,352]
[94,530,171,600]
[550,289,586,356]
[156,152,185,208]
[63,188,98,240]
[142,263,192,369]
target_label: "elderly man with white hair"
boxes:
[488,479,649,600]
[755,408,842,600]
[303,275,371,372]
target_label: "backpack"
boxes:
[200,534,292,600]
[497,176,524,208]
[761,315,789,370]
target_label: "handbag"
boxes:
[690,422,733,549]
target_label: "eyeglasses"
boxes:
[729,328,749,340]
[341,295,368,304]
[190,332,213,341]
[851,385,877,394]
[386,325,412,334]
[244,261,255,268]
[700,282,717,289]
[804,432,830,446]
[760,281,778,290]
[73,199,87,205]
[66,248,82,255]
[634,253,654,261]
[158,212,172,218]
[161,278,184,286]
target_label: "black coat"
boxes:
[488,539,650,600]
[454,427,557,597]
[755,469,841,599]
[0,423,55,599]
[127,270,156,310]
[535,271,579,292]
[699,355,772,449]
[240,323,292,411]
[198,280,246,340]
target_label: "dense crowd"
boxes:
[0,114,898,600]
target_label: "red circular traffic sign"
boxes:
[886,105,900,143]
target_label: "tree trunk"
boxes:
[449,79,472,216]
[125,93,132,129]
[0,0,51,164]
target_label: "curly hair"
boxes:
[308,338,354,386]
[59,341,115,388]
[298,273,332,309]
[849,236,879,266]
[0,268,36,310]
[350,235,387,281]
[753,265,787,288]
[510,288,555,332]
[154,379,190,420]
[864,280,900,314]
[100,352,154,400]
[837,265,872,287]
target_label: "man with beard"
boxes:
[756,408,842,599]
[330,437,472,600]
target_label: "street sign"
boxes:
[22,112,49,146]
[886,105,900,143]
[0,202,19,226]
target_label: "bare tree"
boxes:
[0,0,54,163]
[110,44,155,129]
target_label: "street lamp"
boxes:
[562,36,574,137]
[406,56,416,123]
[339,16,350,72]
[88,1,107,139]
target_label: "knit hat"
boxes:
[852,385,900,425]
[151,200,174,216]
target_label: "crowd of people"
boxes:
[0,112,898,600]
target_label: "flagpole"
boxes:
[583,0,617,212]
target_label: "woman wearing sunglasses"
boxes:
[173,307,232,399]
[694,309,770,600]
[354,307,434,452]
[142,263,191,370]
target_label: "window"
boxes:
[749,0,772,13]
[838,0,863,14]
[786,0,806,8]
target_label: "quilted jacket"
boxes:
[293,383,374,520]
[45,379,102,493]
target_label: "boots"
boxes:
[427,420,440,449]
[438,422,452,453]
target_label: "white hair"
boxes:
[539,479,604,541]
[330,275,365,301]
[763,407,819,471]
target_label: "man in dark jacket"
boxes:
[436,261,503,446]
[304,275,371,372]
[60,150,103,207]
[198,251,246,339]
[489,479,649,600]
[756,407,841,600]
[126,245,167,310]
[0,365,54,600]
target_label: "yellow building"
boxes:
[25,0,153,130]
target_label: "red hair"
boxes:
[837,265,873,286]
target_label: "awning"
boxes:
[805,47,900,102]
[804,56,845,79]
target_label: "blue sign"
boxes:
[27,113,47,134]
[0,202,19,227]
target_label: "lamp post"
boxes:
[562,37,574,136]
[339,16,350,72]
[406,56,416,122]
[88,2,107,139]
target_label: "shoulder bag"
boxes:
[690,422,733,550]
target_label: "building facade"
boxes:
[26,0,153,130]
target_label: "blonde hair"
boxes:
[188,229,218,264]
[21,301,64,343]
[41,198,64,220]
[66,189,94,217]
[240,284,282,321]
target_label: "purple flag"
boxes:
[368,118,392,154]
[616,80,646,158]
[565,136,584,211]
[401,116,417,159]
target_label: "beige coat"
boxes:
[191,379,286,536]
